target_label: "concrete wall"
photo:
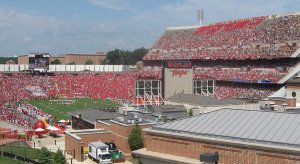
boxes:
[286,84,300,103]
[0,64,130,72]
[144,133,300,164]
[164,68,193,99]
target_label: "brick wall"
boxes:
[18,56,28,64]
[65,54,106,65]
[65,133,82,161]
[50,56,66,64]
[145,133,300,164]
[65,131,111,162]
[96,121,152,157]
[18,53,106,65]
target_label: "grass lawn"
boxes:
[26,98,119,120]
[0,156,26,164]
[1,146,56,160]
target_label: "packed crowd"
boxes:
[17,102,47,121]
[48,72,137,100]
[193,67,286,82]
[145,14,300,60]
[139,66,163,79]
[214,82,279,100]
[0,72,138,129]
[0,72,137,101]
[0,106,31,129]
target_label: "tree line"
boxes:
[50,47,148,65]
[0,57,17,64]
[101,47,148,65]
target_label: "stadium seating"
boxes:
[144,15,300,60]
[0,72,138,129]
[214,82,277,100]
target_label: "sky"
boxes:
[0,0,299,56]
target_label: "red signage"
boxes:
[171,69,188,77]
[166,61,192,68]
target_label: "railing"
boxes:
[0,130,31,146]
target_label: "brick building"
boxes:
[18,55,28,64]
[18,52,106,65]
[65,129,111,161]
[134,109,300,164]
[66,106,188,162]
[65,120,153,161]
[66,109,156,161]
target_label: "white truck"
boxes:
[88,142,112,164]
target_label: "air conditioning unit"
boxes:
[131,120,135,124]
[138,118,143,123]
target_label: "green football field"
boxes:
[26,98,119,120]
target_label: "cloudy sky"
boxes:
[0,0,299,56]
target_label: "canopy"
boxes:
[46,125,60,131]
[34,128,45,132]
[58,119,67,123]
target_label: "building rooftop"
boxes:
[68,109,115,124]
[149,109,300,150]
[165,94,250,106]
[153,105,187,112]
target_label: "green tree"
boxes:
[100,58,109,65]
[39,147,51,164]
[106,47,148,65]
[0,57,17,64]
[67,61,75,65]
[189,109,193,117]
[128,124,144,151]
[132,47,148,62]
[85,59,94,65]
[54,149,66,164]
[51,59,61,64]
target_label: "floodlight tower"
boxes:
[197,9,204,26]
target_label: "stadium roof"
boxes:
[152,105,187,112]
[68,109,115,124]
[147,109,300,150]
[165,94,249,106]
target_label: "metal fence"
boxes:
[0,145,74,164]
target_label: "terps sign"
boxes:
[166,61,192,68]
[171,69,188,77]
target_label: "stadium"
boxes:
[1,12,300,164]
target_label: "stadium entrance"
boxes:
[193,80,215,97]
[134,80,163,108]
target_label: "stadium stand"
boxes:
[141,13,300,100]
[144,14,300,60]
[0,72,137,128]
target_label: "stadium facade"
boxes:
[132,12,300,164]
[135,13,300,107]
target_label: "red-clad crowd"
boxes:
[193,67,285,82]
[214,82,278,100]
[47,72,137,99]
[144,15,300,60]
[0,107,31,129]
[0,72,138,129]
[139,66,163,79]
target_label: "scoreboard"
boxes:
[28,53,50,73]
